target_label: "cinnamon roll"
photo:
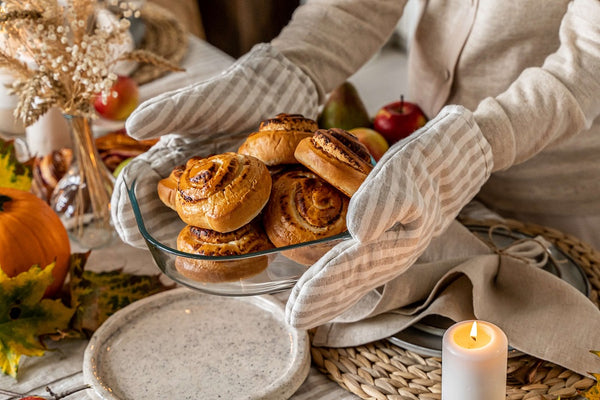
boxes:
[31,149,73,203]
[263,168,349,265]
[294,128,373,197]
[157,164,185,211]
[157,156,204,211]
[175,153,271,232]
[176,223,273,282]
[237,113,318,166]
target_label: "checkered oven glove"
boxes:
[285,105,494,329]
[112,43,319,246]
[125,43,319,141]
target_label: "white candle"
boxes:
[441,320,508,400]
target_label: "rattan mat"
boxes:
[310,218,600,399]
[130,2,188,85]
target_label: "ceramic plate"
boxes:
[83,288,310,400]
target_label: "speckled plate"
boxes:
[83,288,310,400]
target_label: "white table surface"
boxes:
[0,35,411,400]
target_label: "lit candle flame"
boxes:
[470,321,478,341]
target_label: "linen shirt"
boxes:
[272,0,600,240]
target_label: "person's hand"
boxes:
[125,43,319,141]
[112,43,319,246]
[285,105,495,329]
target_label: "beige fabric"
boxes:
[310,221,600,378]
[273,0,600,246]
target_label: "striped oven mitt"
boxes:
[111,43,319,246]
[285,105,494,329]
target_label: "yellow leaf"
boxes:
[0,138,32,191]
[0,264,75,378]
[581,351,600,400]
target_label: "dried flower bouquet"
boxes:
[0,0,180,126]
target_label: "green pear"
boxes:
[318,81,371,130]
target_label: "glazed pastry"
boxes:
[157,156,205,211]
[294,128,373,197]
[95,129,158,172]
[175,152,271,232]
[237,113,318,165]
[31,148,72,203]
[176,223,273,282]
[263,168,349,265]
[157,163,185,211]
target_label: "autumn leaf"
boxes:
[0,264,75,378]
[0,137,32,191]
[580,350,600,399]
[69,253,174,336]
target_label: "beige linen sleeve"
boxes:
[474,0,600,171]
[272,0,407,100]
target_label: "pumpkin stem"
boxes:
[0,195,11,211]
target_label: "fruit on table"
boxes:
[0,187,71,297]
[349,127,389,162]
[112,157,133,177]
[318,81,371,130]
[373,96,427,145]
[93,75,140,121]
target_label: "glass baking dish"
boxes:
[126,178,351,296]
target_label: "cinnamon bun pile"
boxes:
[157,113,374,282]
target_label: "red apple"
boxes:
[349,127,389,162]
[94,75,139,121]
[373,96,427,145]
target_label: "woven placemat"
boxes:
[130,2,189,85]
[310,218,600,399]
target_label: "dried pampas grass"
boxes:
[0,0,180,127]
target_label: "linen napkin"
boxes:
[311,219,600,378]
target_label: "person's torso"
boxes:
[408,0,600,217]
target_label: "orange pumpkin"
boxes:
[0,187,71,297]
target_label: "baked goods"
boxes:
[263,168,348,265]
[237,113,318,166]
[31,148,73,203]
[157,156,203,210]
[175,223,273,282]
[95,129,158,172]
[175,152,271,232]
[157,156,202,211]
[294,128,373,197]
[156,118,371,273]
[157,163,185,210]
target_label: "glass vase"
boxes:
[50,114,115,249]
